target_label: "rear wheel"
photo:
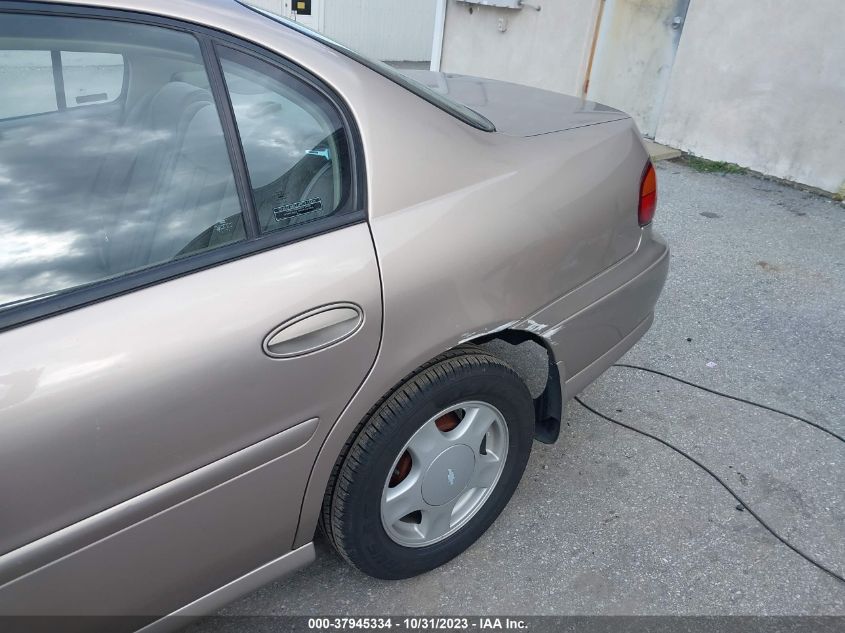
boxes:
[323,346,534,579]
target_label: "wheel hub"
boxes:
[380,401,510,548]
[420,445,475,506]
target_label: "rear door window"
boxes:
[0,13,244,310]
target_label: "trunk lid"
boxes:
[403,70,629,137]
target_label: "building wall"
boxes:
[440,0,600,96]
[654,0,845,193]
[323,0,436,62]
[246,0,436,62]
[440,0,844,193]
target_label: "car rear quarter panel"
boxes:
[294,110,652,540]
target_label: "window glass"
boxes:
[0,14,245,310]
[0,50,57,119]
[0,49,124,120]
[220,48,353,235]
[62,51,124,107]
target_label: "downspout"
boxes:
[430,0,447,72]
[582,0,606,97]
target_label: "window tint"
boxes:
[219,47,353,235]
[0,14,245,310]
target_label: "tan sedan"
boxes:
[0,0,668,629]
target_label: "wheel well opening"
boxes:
[470,330,562,444]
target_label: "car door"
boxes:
[0,7,379,621]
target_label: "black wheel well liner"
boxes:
[468,329,562,444]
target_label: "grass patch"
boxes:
[685,155,746,174]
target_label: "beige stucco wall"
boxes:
[247,0,436,62]
[322,0,436,62]
[654,0,845,193]
[441,0,844,193]
[440,0,600,96]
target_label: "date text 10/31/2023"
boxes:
[307,617,529,630]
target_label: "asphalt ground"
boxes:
[191,161,845,626]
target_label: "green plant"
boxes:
[685,155,746,174]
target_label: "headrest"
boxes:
[180,104,232,176]
[149,81,211,129]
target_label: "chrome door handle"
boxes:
[263,303,363,359]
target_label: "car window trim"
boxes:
[199,35,260,240]
[212,42,362,226]
[207,38,366,221]
[0,3,368,334]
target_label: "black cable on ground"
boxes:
[613,363,845,444]
[573,396,845,585]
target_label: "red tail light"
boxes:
[638,162,657,226]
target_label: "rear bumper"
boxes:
[517,229,669,400]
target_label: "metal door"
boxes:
[0,7,380,618]
[586,0,690,137]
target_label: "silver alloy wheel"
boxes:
[380,401,509,548]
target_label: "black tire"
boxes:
[322,345,534,579]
